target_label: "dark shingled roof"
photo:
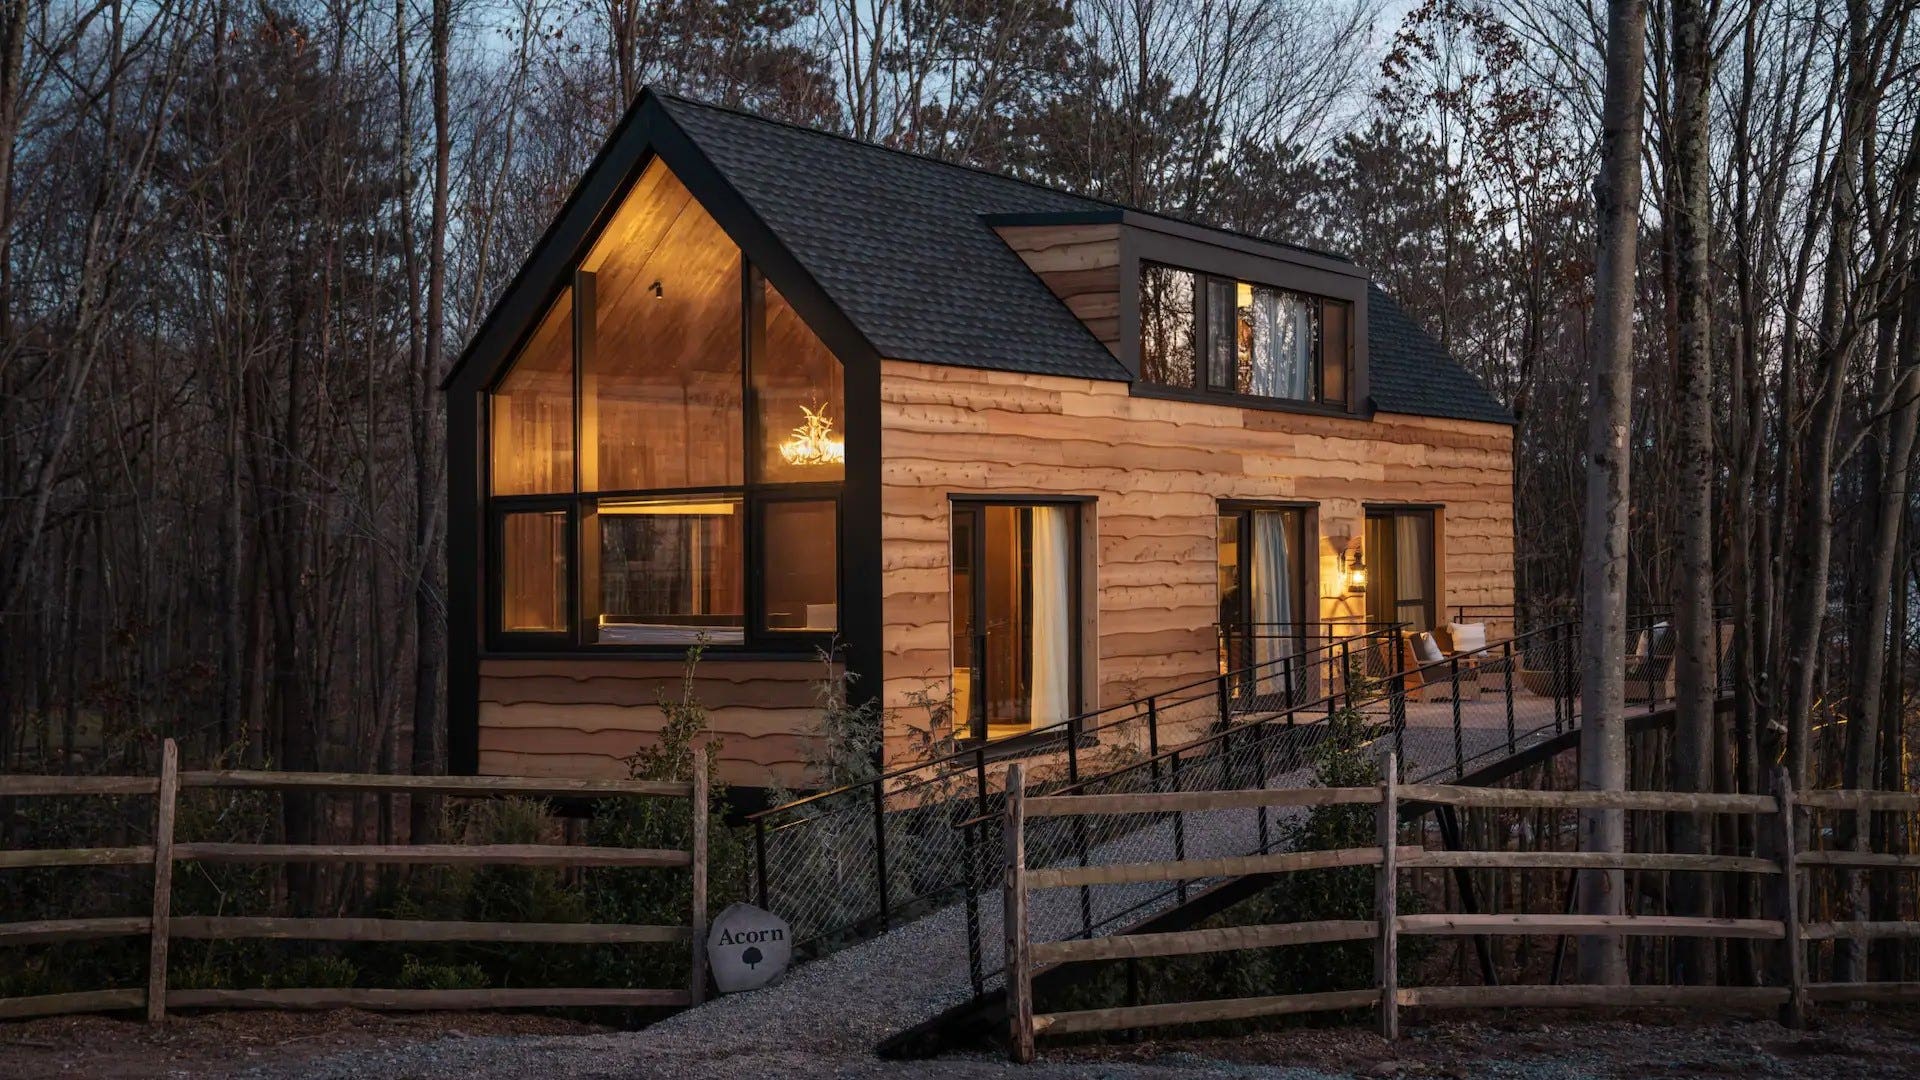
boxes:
[658,93,1511,425]
[1364,286,1512,424]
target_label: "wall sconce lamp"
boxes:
[1347,548,1367,594]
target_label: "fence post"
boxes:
[1004,763,1034,1064]
[1146,698,1159,758]
[1376,749,1398,1040]
[1774,765,1807,1028]
[1217,672,1231,732]
[146,738,179,1024]
[690,762,709,1006]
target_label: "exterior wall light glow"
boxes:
[1347,548,1367,594]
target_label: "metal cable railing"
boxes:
[745,625,1405,951]
[950,614,1740,997]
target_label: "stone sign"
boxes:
[706,902,792,993]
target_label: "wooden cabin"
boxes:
[443,89,1515,791]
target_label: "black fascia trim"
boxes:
[1118,210,1359,274]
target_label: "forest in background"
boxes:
[1,0,1917,838]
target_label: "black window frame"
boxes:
[1364,505,1440,634]
[950,495,1089,744]
[1215,501,1312,676]
[483,251,846,655]
[1137,259,1353,412]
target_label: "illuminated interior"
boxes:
[487,158,843,646]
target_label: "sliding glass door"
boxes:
[1218,506,1307,701]
[952,502,1080,740]
[1365,508,1437,632]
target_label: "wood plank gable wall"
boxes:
[994,223,1122,356]
[878,358,1515,766]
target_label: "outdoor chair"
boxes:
[1403,629,1482,702]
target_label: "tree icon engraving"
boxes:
[742,946,763,970]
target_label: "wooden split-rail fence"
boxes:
[1000,755,1920,1063]
[0,739,709,1022]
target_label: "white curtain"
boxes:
[1027,506,1073,724]
[1249,288,1311,400]
[1250,511,1298,697]
[1395,513,1429,631]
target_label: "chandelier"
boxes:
[778,404,845,467]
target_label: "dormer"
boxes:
[992,211,1370,418]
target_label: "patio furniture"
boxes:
[1404,629,1481,702]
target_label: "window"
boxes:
[759,283,847,483]
[490,293,574,496]
[485,158,844,649]
[591,495,744,644]
[951,502,1081,740]
[761,499,839,632]
[498,509,569,633]
[1217,506,1308,701]
[1138,260,1351,408]
[1140,265,1197,388]
[1365,509,1437,632]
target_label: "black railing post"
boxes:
[754,819,770,910]
[1504,640,1516,755]
[975,747,989,815]
[871,778,890,931]
[1147,697,1160,757]
[1392,671,1406,769]
[1256,722,1271,853]
[963,819,984,997]
[1171,750,1187,904]
[1451,656,1464,778]
[1217,671,1231,732]
[1340,638,1352,710]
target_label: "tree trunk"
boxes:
[1576,0,1648,987]
[1666,0,1715,986]
[409,0,453,843]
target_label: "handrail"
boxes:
[1039,619,1575,801]
[746,623,1404,822]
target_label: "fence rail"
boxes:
[0,740,709,1023]
[745,624,1405,950]
[1000,758,1913,1062]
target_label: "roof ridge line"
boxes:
[651,87,1350,265]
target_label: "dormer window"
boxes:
[1140,262,1350,409]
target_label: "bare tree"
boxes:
[1665,0,1716,986]
[1576,0,1647,986]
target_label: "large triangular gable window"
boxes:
[487,158,845,649]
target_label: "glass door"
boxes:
[1217,506,1307,703]
[1365,509,1437,632]
[952,503,1079,740]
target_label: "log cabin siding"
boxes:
[993,224,1123,357]
[476,657,825,787]
[879,358,1514,767]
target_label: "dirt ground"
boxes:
[0,1010,608,1079]
[1055,1008,1920,1078]
[7,1007,1920,1078]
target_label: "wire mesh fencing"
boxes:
[747,629,1401,950]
